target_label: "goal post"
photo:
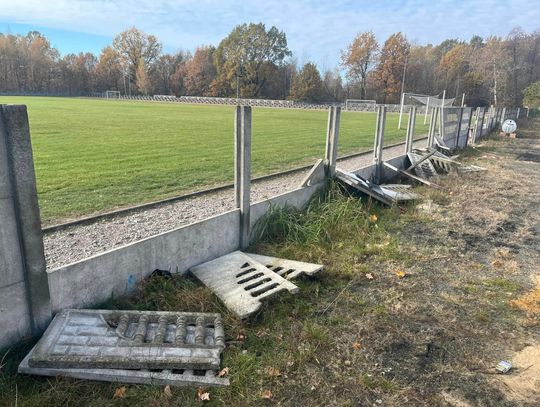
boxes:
[105,90,121,99]
[345,99,377,111]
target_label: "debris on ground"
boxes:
[336,168,420,205]
[18,309,230,387]
[495,360,513,374]
[190,251,323,318]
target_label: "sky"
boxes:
[0,0,539,69]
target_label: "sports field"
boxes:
[0,97,428,223]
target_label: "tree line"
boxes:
[1,24,539,106]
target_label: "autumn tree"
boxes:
[372,33,409,103]
[289,62,324,102]
[475,36,511,105]
[152,52,189,95]
[340,31,379,99]
[438,43,470,97]
[213,23,291,98]
[112,27,161,94]
[183,46,217,96]
[135,58,150,95]
[322,69,344,101]
[94,46,123,92]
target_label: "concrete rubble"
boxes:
[19,252,323,386]
[335,168,420,205]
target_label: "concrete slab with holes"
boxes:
[190,251,299,319]
[245,253,322,280]
[19,346,229,387]
[26,309,225,370]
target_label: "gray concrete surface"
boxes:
[245,253,323,280]
[0,105,51,349]
[19,350,230,387]
[29,309,224,370]
[47,209,240,312]
[190,251,299,319]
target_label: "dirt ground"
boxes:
[1,119,539,406]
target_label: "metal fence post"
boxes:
[324,106,341,177]
[373,105,387,183]
[404,106,416,154]
[234,105,251,249]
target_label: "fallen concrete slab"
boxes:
[190,251,299,319]
[19,346,230,387]
[245,253,323,280]
[336,169,419,205]
[407,151,439,179]
[28,309,225,370]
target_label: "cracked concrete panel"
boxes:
[190,251,299,319]
[19,346,229,387]
[245,253,323,280]
[28,309,224,370]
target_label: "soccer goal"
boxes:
[398,92,455,129]
[345,99,377,111]
[105,90,121,99]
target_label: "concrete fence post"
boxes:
[454,108,464,149]
[427,107,439,147]
[404,106,416,154]
[324,106,341,177]
[470,107,481,144]
[373,105,387,183]
[234,106,251,250]
[477,107,485,140]
[0,105,51,348]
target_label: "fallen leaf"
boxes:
[369,214,378,223]
[365,273,374,280]
[197,388,210,401]
[163,385,173,398]
[217,367,230,377]
[491,259,503,268]
[236,330,246,341]
[255,328,270,338]
[113,386,127,399]
[268,367,281,377]
[352,342,361,350]
[395,270,407,278]
[261,389,273,400]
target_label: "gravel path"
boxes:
[44,139,426,270]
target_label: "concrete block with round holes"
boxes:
[245,253,322,280]
[27,309,224,370]
[189,251,299,319]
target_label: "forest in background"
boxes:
[1,24,539,106]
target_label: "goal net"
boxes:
[105,90,121,99]
[398,93,455,128]
[345,99,377,111]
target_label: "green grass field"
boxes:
[0,97,428,224]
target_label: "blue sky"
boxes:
[0,0,538,69]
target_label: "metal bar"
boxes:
[405,106,416,154]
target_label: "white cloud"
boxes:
[0,0,538,67]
